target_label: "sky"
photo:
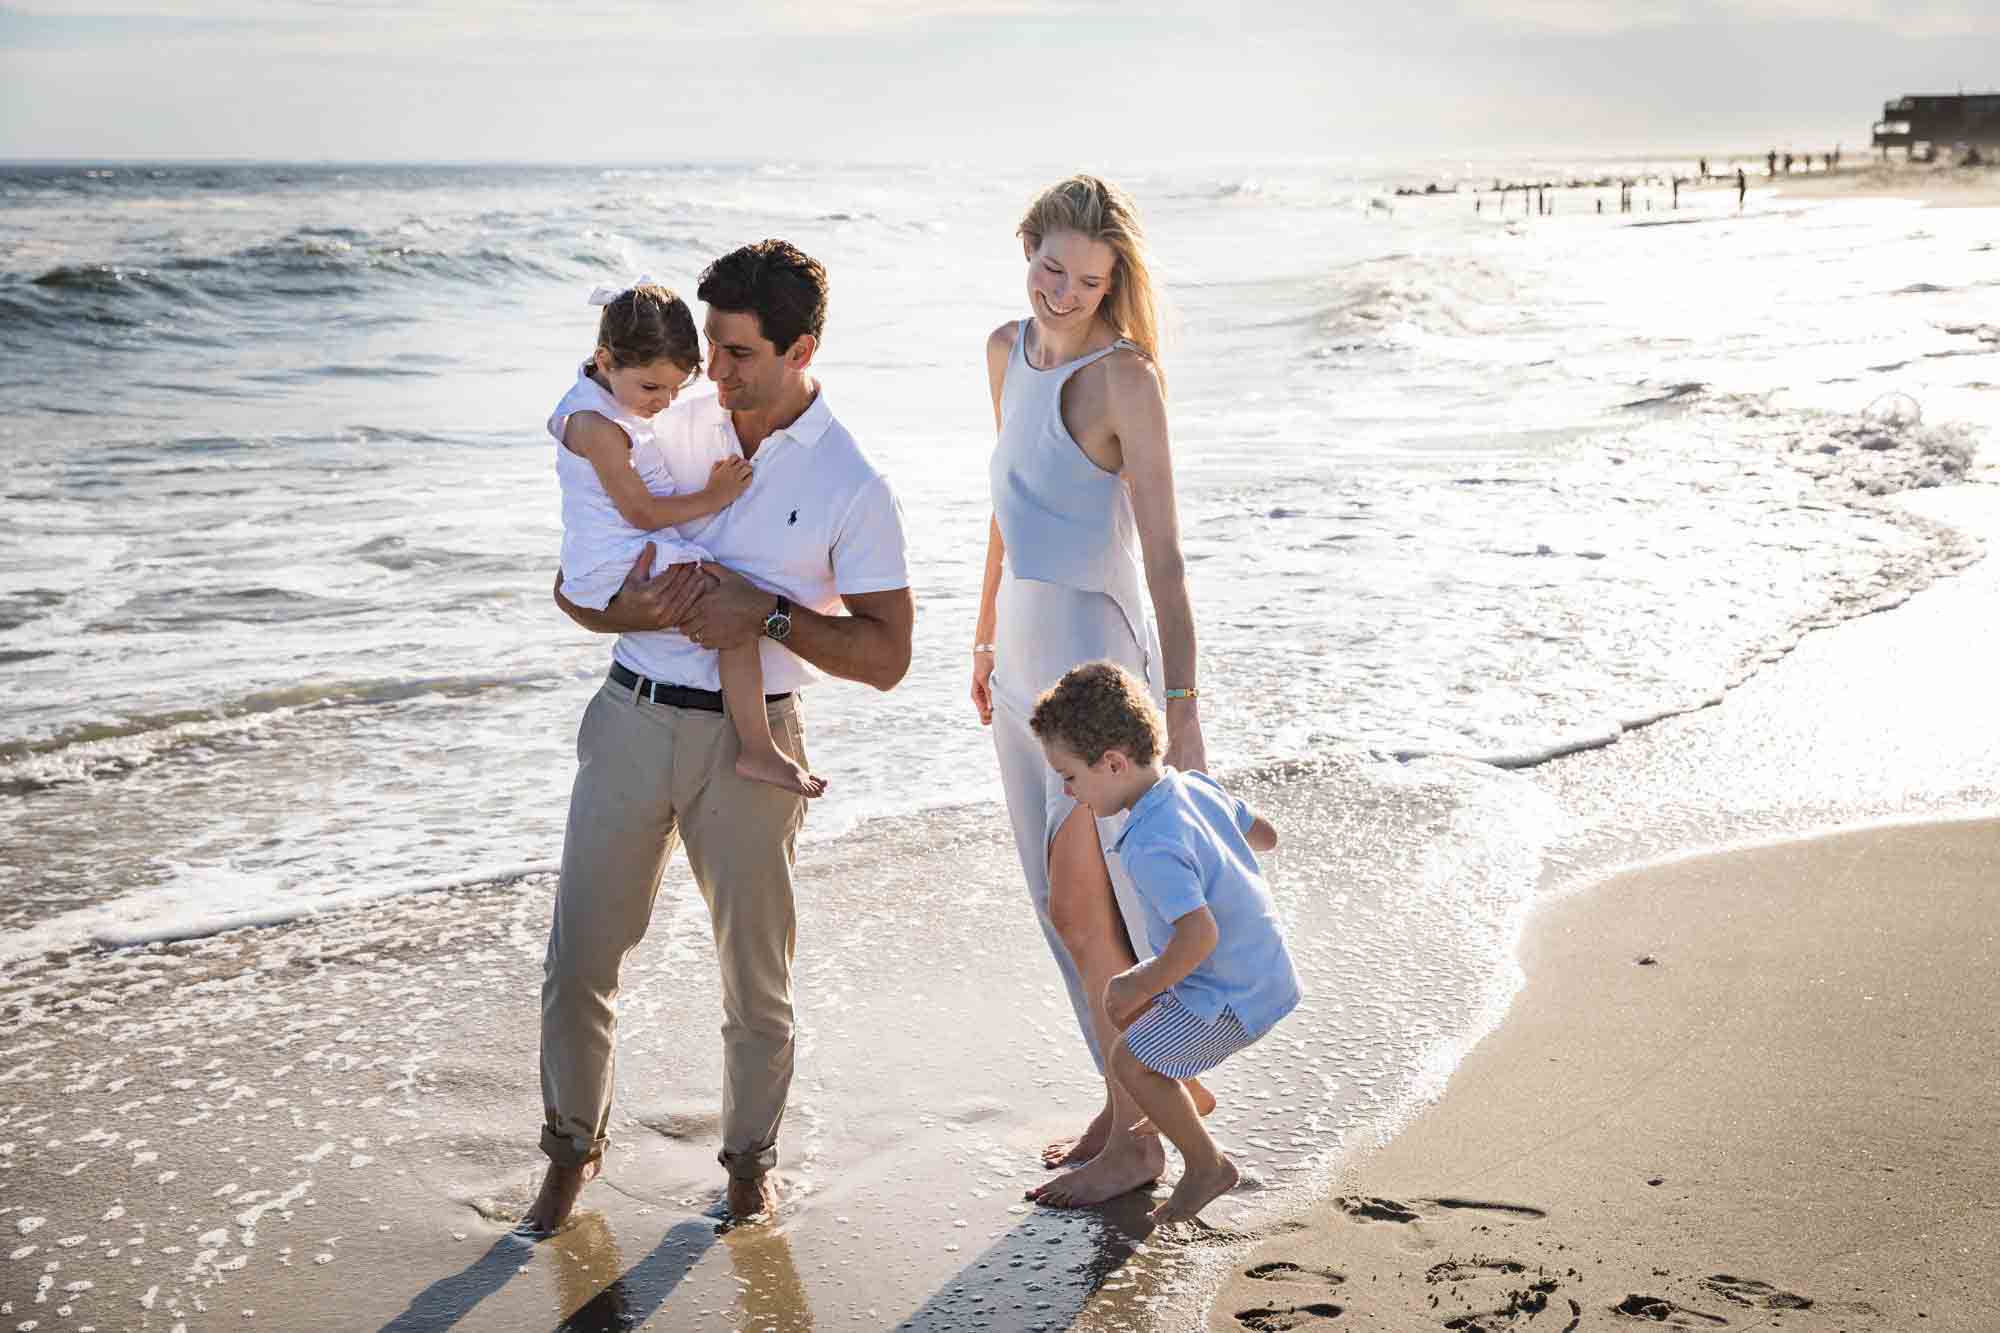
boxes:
[2,1,1996,163]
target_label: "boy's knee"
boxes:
[1107,1032,1140,1079]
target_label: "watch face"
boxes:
[764,612,792,642]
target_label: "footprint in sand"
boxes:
[1423,1197,1549,1220]
[1236,1262,1346,1329]
[1246,1260,1347,1288]
[1701,1274,1812,1310]
[1336,1196,1421,1223]
[1235,1302,1344,1330]
[1612,1293,1729,1326]
[1430,1261,1566,1332]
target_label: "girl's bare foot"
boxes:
[1025,1133,1164,1208]
[1149,1154,1240,1228]
[1044,1100,1114,1168]
[1132,1077,1216,1137]
[736,749,827,798]
[519,1157,601,1236]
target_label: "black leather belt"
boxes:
[609,661,791,713]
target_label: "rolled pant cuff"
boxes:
[717,1142,777,1181]
[541,1123,607,1169]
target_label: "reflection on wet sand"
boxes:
[552,1210,717,1331]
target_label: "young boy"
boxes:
[1028,661,1300,1228]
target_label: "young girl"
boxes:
[1028,661,1297,1228]
[554,280,824,798]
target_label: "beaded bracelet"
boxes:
[971,643,997,655]
[1164,687,1199,701]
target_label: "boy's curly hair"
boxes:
[1028,661,1164,766]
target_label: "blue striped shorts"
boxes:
[1123,992,1258,1079]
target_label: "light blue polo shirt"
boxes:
[1111,768,1301,1037]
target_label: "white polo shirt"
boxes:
[607,385,909,694]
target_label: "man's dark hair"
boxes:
[697,239,828,354]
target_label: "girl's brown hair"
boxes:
[594,282,701,376]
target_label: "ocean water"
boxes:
[0,157,1995,1328]
[2,157,1991,957]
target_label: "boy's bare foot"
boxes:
[1149,1154,1240,1228]
[1132,1078,1216,1138]
[1025,1134,1164,1208]
[1044,1101,1113,1168]
[725,1173,780,1223]
[736,749,827,799]
[518,1157,601,1236]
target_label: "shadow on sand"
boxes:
[893,1194,1155,1331]
[379,1234,536,1331]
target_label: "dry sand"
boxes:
[1769,161,2000,209]
[1207,817,2000,1332]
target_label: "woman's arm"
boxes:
[566,412,752,529]
[971,322,1018,726]
[1108,352,1206,773]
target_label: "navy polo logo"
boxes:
[788,509,798,526]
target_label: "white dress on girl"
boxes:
[551,367,712,610]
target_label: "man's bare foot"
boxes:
[725,1172,780,1224]
[1044,1100,1114,1168]
[518,1157,601,1236]
[1025,1133,1164,1208]
[1149,1154,1239,1228]
[1132,1078,1217,1137]
[737,749,827,798]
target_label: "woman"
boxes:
[971,175,1210,1207]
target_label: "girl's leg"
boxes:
[719,645,825,798]
[1026,805,1165,1207]
[1108,1035,1239,1228]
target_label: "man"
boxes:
[525,239,913,1232]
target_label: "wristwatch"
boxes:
[762,594,793,643]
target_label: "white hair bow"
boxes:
[587,273,656,306]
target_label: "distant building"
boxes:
[1872,93,2000,160]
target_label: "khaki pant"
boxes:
[539,676,809,1180]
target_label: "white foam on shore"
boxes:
[0,861,556,965]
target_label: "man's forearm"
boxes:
[781,590,913,692]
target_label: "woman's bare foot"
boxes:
[1149,1154,1239,1228]
[1044,1100,1114,1168]
[1132,1077,1216,1137]
[1025,1133,1164,1208]
[725,1172,780,1223]
[736,749,827,798]
[518,1157,601,1236]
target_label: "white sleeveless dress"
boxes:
[989,320,1166,1072]
[551,368,712,610]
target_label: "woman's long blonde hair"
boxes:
[1018,175,1165,390]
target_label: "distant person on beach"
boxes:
[526,240,913,1233]
[549,280,823,798]
[1767,149,1778,177]
[1027,661,1296,1228]
[970,174,1210,1209]
[1737,166,1747,210]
